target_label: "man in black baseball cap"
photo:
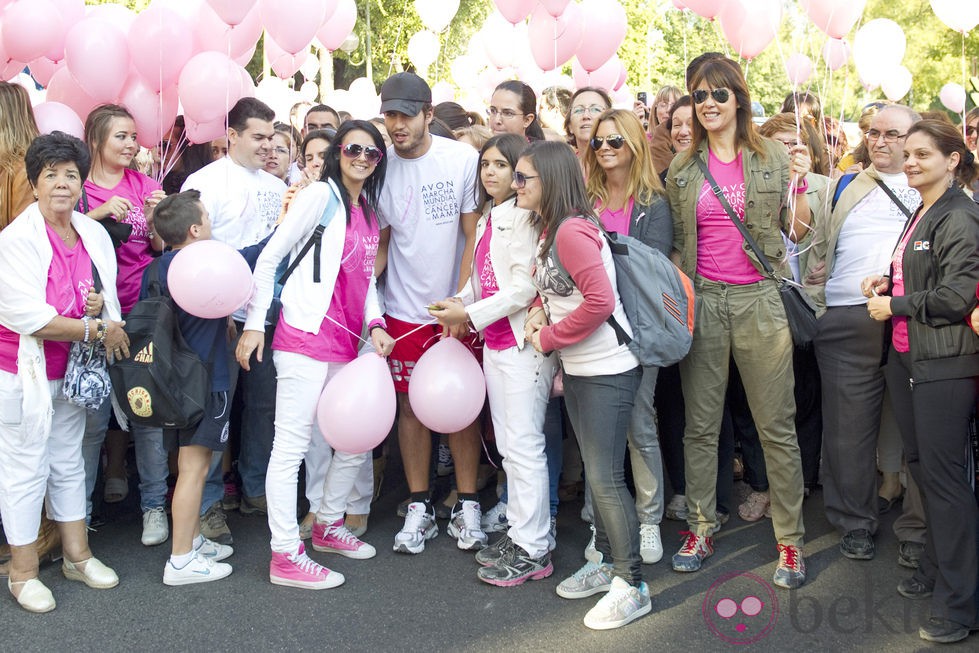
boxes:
[379,72,433,117]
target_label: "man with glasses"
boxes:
[804,104,925,566]
[374,72,484,555]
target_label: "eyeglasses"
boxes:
[692,88,731,105]
[341,143,383,164]
[513,171,539,188]
[570,105,606,117]
[272,147,290,156]
[590,134,626,150]
[865,129,908,144]
[487,107,522,120]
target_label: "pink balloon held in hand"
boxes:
[166,240,254,319]
[408,338,486,434]
[317,354,397,454]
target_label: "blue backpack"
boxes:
[266,187,340,325]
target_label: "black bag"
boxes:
[77,187,133,249]
[695,158,818,347]
[109,260,209,429]
[63,264,112,409]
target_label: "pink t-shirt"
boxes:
[695,151,764,284]
[0,225,93,379]
[597,197,635,236]
[84,169,160,313]
[889,211,926,353]
[474,214,518,351]
[273,204,380,362]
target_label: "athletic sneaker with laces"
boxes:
[195,536,233,562]
[200,503,233,545]
[639,524,663,564]
[312,519,376,559]
[164,552,232,586]
[269,543,344,589]
[436,442,454,477]
[665,494,688,521]
[773,543,806,589]
[477,542,553,587]
[476,533,513,566]
[671,531,714,572]
[556,560,614,599]
[141,507,169,546]
[480,501,508,533]
[547,516,557,552]
[393,502,438,554]
[584,523,601,563]
[583,576,651,630]
[448,500,488,551]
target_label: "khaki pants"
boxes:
[679,277,805,546]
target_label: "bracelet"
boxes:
[369,323,385,333]
[96,319,107,343]
[81,316,90,343]
[793,178,809,194]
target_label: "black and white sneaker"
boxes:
[477,543,553,587]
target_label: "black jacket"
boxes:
[627,193,673,257]
[889,187,979,382]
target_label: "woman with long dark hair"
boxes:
[487,80,545,142]
[237,120,394,590]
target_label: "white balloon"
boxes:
[880,65,912,102]
[940,82,966,114]
[853,19,905,90]
[414,0,460,33]
[299,80,318,102]
[930,0,979,33]
[407,30,440,73]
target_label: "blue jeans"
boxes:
[498,396,563,517]
[234,324,277,499]
[81,402,168,518]
[564,367,642,585]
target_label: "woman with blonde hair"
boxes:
[0,81,39,230]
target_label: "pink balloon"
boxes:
[206,0,259,27]
[672,0,687,8]
[940,83,966,114]
[1,0,64,63]
[45,65,98,120]
[239,65,256,99]
[195,2,263,58]
[128,6,194,92]
[233,44,257,67]
[800,0,866,40]
[614,60,627,91]
[821,38,850,72]
[527,2,583,72]
[44,0,85,62]
[178,50,246,123]
[185,116,228,145]
[28,57,62,87]
[32,101,84,139]
[575,0,627,72]
[572,56,620,92]
[408,338,486,434]
[167,240,253,319]
[266,38,309,80]
[539,0,571,17]
[261,0,328,55]
[120,75,178,149]
[784,53,813,86]
[316,354,396,454]
[492,0,536,25]
[84,3,137,34]
[680,0,722,19]
[718,0,780,60]
[316,0,357,51]
[64,18,130,103]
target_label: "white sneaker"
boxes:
[163,553,232,586]
[639,524,663,564]
[448,500,488,551]
[583,576,652,630]
[480,501,508,533]
[393,502,438,554]
[584,523,602,563]
[141,507,169,546]
[195,536,233,562]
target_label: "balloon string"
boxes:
[393,318,439,343]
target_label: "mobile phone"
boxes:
[637,91,648,105]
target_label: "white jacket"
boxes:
[458,198,539,349]
[0,204,121,442]
[244,179,382,334]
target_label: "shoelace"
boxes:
[404,505,432,532]
[777,544,800,570]
[640,527,659,548]
[678,531,703,555]
[571,560,606,581]
[459,502,481,532]
[291,551,326,575]
[329,525,359,546]
[600,583,641,612]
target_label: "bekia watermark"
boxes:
[703,571,778,645]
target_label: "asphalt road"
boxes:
[1,463,974,653]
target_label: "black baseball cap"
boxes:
[379,73,432,116]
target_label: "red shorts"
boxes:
[385,315,482,393]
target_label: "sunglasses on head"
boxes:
[590,134,625,150]
[341,143,383,164]
[513,171,539,189]
[692,88,731,105]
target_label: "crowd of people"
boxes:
[0,48,978,642]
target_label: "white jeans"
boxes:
[268,351,367,553]
[305,444,373,516]
[0,371,86,545]
[483,346,555,558]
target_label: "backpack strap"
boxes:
[144,258,164,299]
[872,177,914,220]
[278,186,341,288]
[830,172,857,213]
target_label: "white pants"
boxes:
[483,346,556,558]
[0,371,86,545]
[267,351,367,553]
[305,446,373,516]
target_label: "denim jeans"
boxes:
[234,323,277,499]
[629,365,664,525]
[81,402,168,519]
[564,366,642,585]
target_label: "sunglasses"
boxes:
[341,143,383,164]
[513,171,539,189]
[967,126,978,137]
[692,88,731,105]
[590,134,625,150]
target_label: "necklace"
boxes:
[46,220,74,243]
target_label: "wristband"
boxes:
[369,324,385,333]
[793,178,809,194]
[81,316,90,343]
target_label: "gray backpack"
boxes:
[550,218,696,367]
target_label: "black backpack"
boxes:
[109,259,210,429]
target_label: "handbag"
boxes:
[63,265,111,409]
[694,157,818,347]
